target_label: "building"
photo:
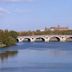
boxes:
[49,25,69,31]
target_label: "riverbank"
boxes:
[0,44,6,48]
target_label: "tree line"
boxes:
[19,30,72,36]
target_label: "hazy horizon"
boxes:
[0,0,72,31]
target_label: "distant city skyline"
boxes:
[0,0,72,31]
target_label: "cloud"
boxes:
[0,8,10,15]
[0,7,32,16]
[0,0,32,2]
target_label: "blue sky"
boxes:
[0,0,72,31]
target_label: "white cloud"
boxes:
[0,0,32,2]
[0,8,10,15]
[0,7,32,16]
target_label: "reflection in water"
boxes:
[0,42,72,72]
[0,51,18,61]
[48,50,66,56]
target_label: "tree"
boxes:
[9,31,18,39]
[0,30,18,47]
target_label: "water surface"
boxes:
[0,42,72,72]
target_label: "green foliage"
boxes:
[19,30,72,36]
[0,30,18,47]
[9,31,18,39]
[2,37,16,46]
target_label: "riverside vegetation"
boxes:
[0,30,18,48]
[19,30,72,36]
[0,29,72,48]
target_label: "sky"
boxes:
[0,0,72,31]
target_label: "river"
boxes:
[0,42,72,72]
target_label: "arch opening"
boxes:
[66,37,72,42]
[49,37,60,42]
[23,38,31,42]
[35,37,45,42]
[16,39,19,42]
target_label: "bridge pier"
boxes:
[30,38,36,42]
[60,38,66,42]
[17,37,24,42]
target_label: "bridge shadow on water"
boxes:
[15,42,72,51]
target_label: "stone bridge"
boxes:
[17,35,72,42]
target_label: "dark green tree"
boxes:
[9,31,18,39]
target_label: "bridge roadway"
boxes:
[17,35,72,42]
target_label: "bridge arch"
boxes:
[35,37,45,42]
[16,39,19,42]
[66,37,72,42]
[49,36,61,42]
[23,38,31,42]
